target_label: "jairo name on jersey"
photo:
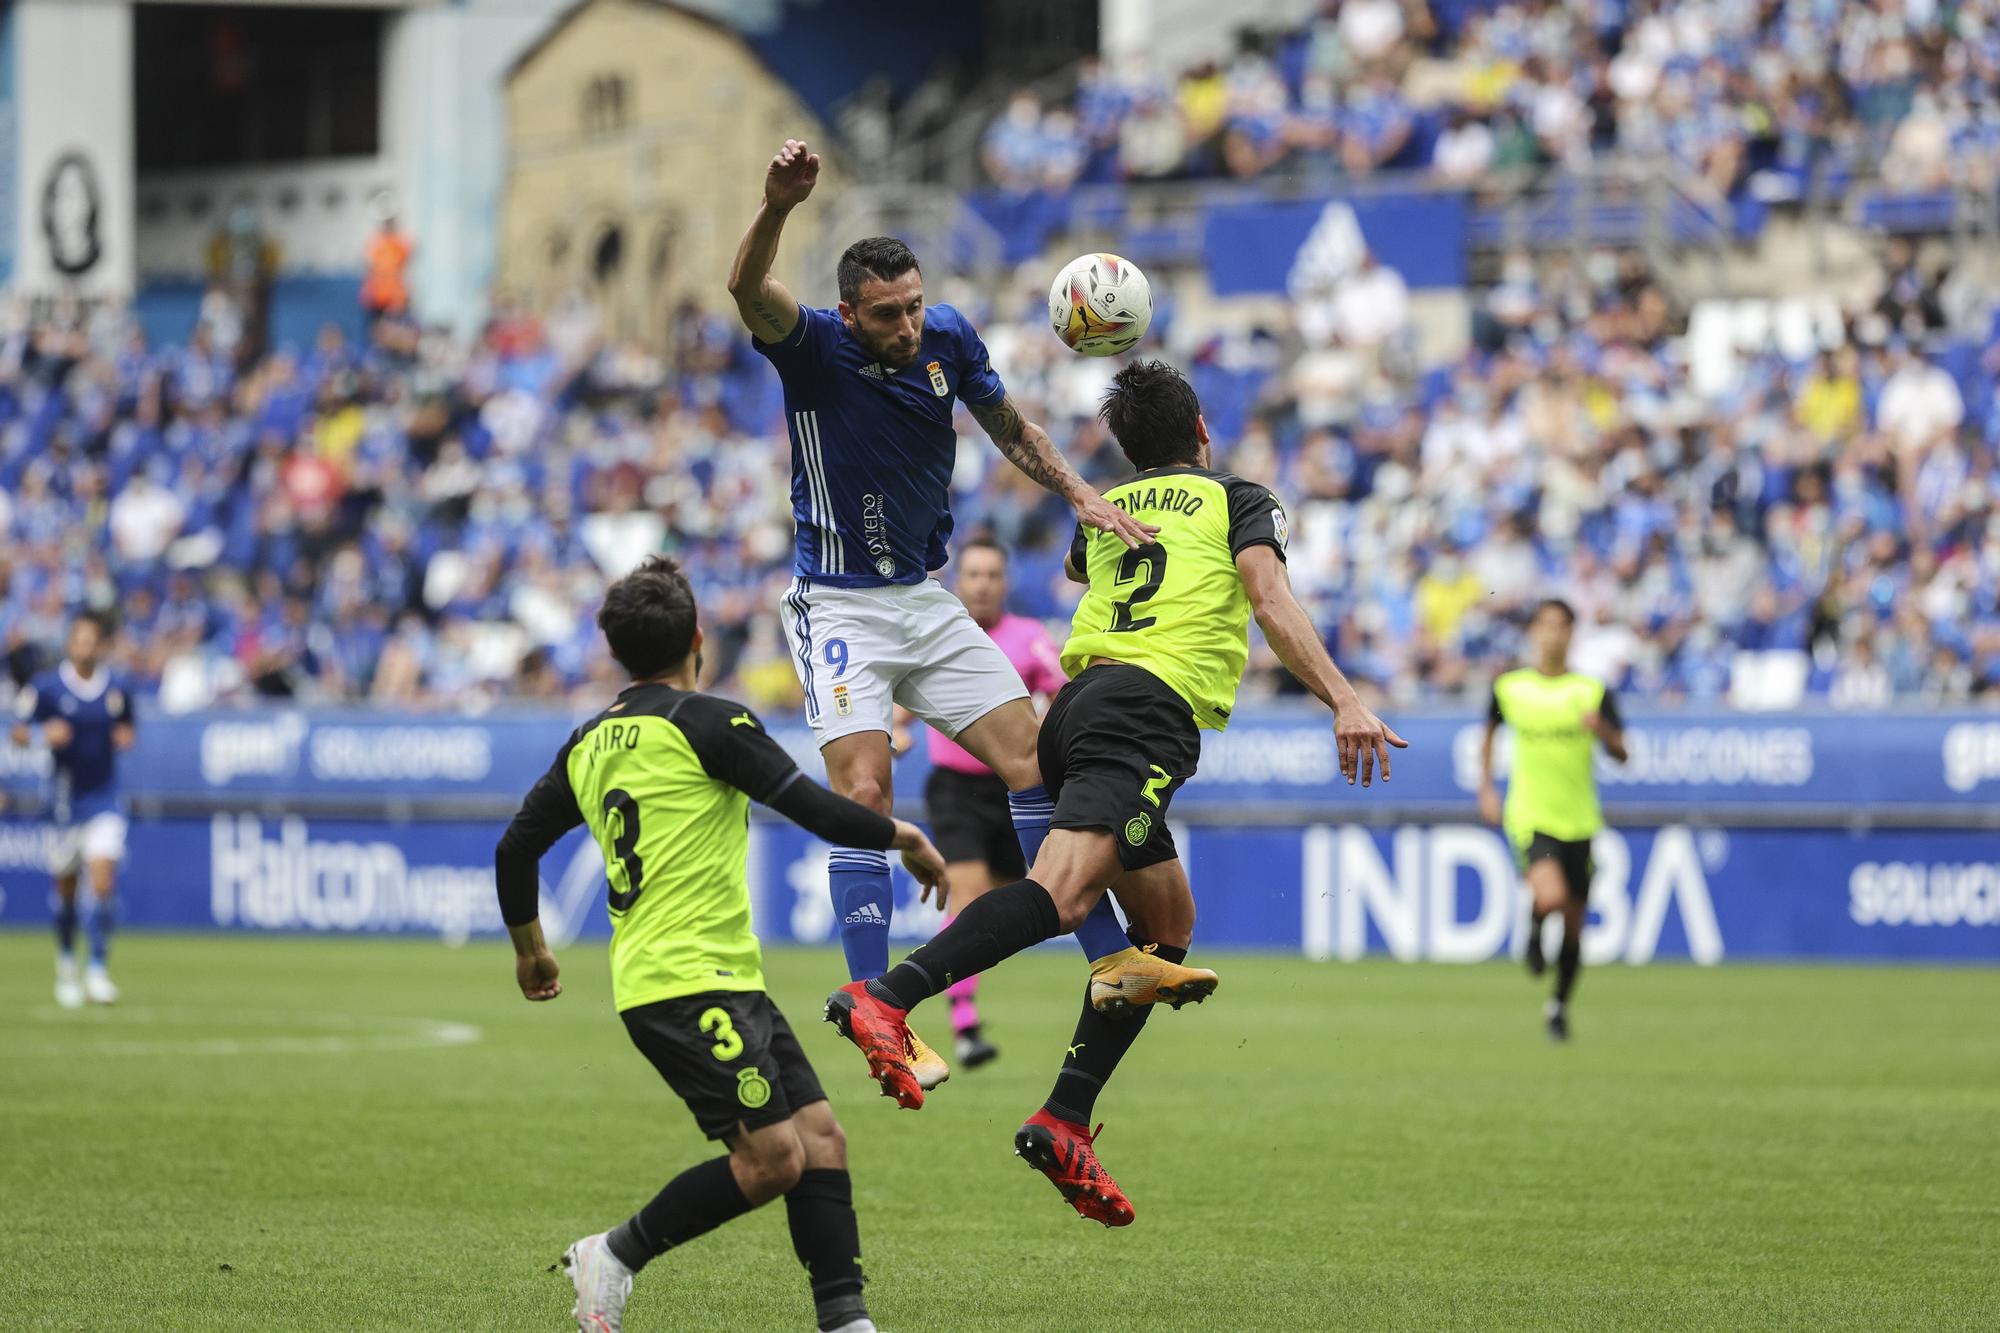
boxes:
[1112,485,1205,515]
[587,722,647,758]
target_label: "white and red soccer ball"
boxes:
[1048,252,1153,357]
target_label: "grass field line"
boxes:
[7,1003,483,1057]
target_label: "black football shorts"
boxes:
[621,991,825,1141]
[924,766,1026,878]
[1039,663,1201,872]
[1517,831,1595,902]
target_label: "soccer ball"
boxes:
[1048,252,1153,357]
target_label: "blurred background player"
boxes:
[494,556,947,1333]
[898,538,1069,1070]
[828,361,1404,1224]
[1479,599,1630,1043]
[11,614,135,1009]
[726,138,1161,1089]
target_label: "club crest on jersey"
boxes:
[874,556,896,577]
[832,683,853,717]
[926,359,949,397]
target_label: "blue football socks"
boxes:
[829,848,892,981]
[1010,784,1128,963]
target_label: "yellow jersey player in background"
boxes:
[494,555,947,1333]
[825,359,1405,1226]
[1479,598,1629,1042]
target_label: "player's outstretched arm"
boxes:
[764,779,949,900]
[726,139,817,344]
[1237,544,1407,787]
[969,394,1157,549]
[676,695,952,899]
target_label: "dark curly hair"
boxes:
[598,555,699,679]
[1098,359,1202,470]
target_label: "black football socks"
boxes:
[1044,936,1187,1125]
[605,1156,752,1272]
[784,1168,868,1332]
[1555,933,1582,1006]
[868,878,1061,1010]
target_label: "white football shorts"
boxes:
[50,811,127,875]
[778,577,1029,746]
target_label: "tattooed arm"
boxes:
[969,394,1158,549]
[727,139,818,343]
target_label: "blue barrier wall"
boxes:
[1,708,1994,962]
[0,814,1994,963]
[5,706,1995,814]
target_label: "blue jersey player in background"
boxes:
[11,614,135,1008]
[728,139,1218,1095]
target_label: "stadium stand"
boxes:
[3,1,1998,719]
[975,0,2000,208]
[3,236,1994,717]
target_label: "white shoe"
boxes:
[562,1233,632,1332]
[825,1321,878,1333]
[54,955,83,1010]
[84,965,119,1006]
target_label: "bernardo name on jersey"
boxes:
[1062,467,1288,730]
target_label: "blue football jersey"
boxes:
[753,301,1006,587]
[15,664,132,821]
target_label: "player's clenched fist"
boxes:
[765,138,820,213]
[515,945,562,1001]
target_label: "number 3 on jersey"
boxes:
[1109,543,1167,633]
[601,788,645,913]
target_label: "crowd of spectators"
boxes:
[983,0,2000,200]
[972,243,2000,711]
[1,219,1996,719]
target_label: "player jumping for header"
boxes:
[728,139,1209,1091]
[12,613,135,1008]
[495,557,949,1333]
[824,360,1406,1225]
[1479,597,1628,1042]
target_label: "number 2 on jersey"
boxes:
[602,788,645,912]
[1109,543,1167,633]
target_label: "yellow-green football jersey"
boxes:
[1489,669,1622,844]
[1061,466,1288,730]
[501,685,804,1012]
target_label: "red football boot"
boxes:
[1014,1109,1135,1227]
[824,981,924,1109]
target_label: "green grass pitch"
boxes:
[2,931,1995,1330]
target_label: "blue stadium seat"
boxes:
[1858,191,1958,234]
